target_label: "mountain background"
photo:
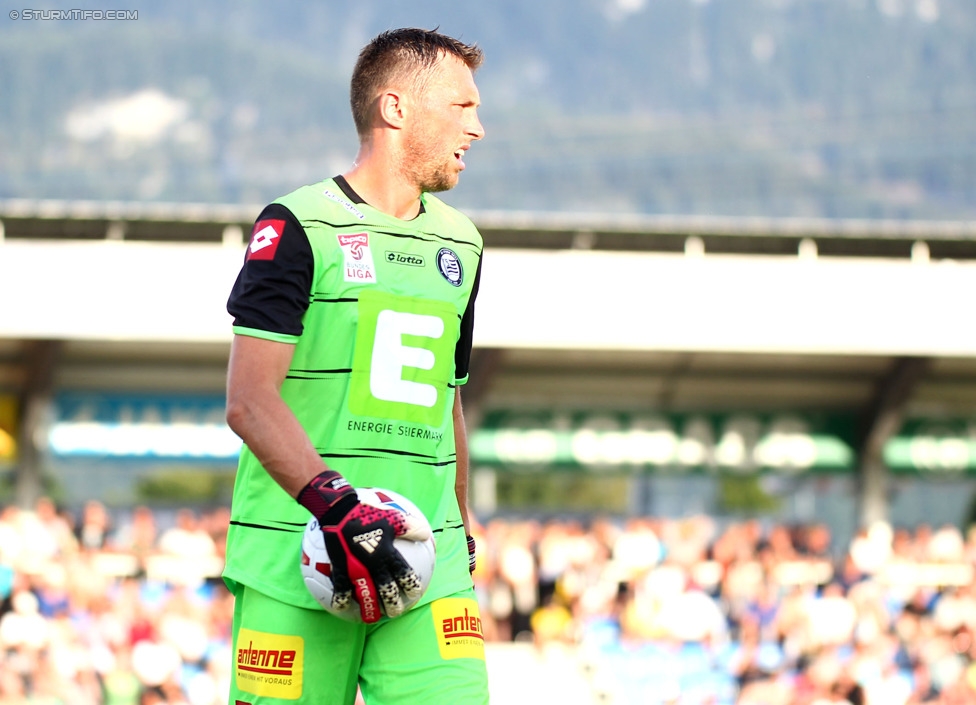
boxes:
[1,0,973,220]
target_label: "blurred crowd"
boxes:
[0,498,231,705]
[4,497,976,704]
[471,514,976,705]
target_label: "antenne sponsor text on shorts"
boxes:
[9,9,138,20]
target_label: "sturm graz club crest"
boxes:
[436,248,463,286]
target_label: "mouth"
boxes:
[454,147,467,170]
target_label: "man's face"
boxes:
[400,54,485,194]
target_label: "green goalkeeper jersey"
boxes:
[224,176,482,611]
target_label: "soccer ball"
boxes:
[300,487,436,622]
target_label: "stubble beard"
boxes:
[401,134,458,194]
[420,168,456,194]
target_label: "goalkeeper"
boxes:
[222,28,489,705]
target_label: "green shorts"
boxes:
[227,582,489,705]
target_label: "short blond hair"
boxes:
[350,27,484,138]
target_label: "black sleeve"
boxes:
[455,255,482,381]
[226,203,314,337]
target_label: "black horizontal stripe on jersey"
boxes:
[434,520,464,534]
[230,520,304,533]
[287,371,457,389]
[303,219,483,253]
[305,301,465,315]
[233,518,466,539]
[319,452,457,467]
[433,522,466,536]
[350,447,457,462]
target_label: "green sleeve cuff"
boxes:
[232,326,301,345]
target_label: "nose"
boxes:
[468,112,485,142]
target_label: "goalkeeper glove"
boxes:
[297,469,430,623]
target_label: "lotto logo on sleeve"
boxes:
[235,628,303,700]
[431,597,486,661]
[246,219,285,261]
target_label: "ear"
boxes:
[377,90,407,129]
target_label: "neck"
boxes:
[342,148,422,220]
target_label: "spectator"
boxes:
[17,496,78,570]
[77,499,114,552]
[157,510,216,560]
[113,506,159,570]
[530,591,576,648]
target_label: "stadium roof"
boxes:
[4,197,976,258]
[2,197,976,356]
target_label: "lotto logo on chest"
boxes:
[338,233,377,283]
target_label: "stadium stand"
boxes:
[3,501,976,703]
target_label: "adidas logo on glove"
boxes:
[353,528,385,553]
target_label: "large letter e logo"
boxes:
[370,311,444,408]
